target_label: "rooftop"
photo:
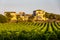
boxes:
[4,12,16,13]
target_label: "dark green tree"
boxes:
[0,14,8,23]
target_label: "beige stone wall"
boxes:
[20,16,25,21]
[33,10,48,21]
[10,13,17,20]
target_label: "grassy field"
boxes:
[0,22,60,40]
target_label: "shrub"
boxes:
[0,14,8,23]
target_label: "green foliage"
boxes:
[45,12,60,20]
[0,22,60,40]
[0,14,7,23]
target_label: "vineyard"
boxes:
[0,22,60,40]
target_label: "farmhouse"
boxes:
[4,10,48,22]
[33,10,48,21]
[4,12,17,20]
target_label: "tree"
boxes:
[28,16,34,22]
[44,12,49,18]
[0,14,8,23]
[56,15,60,20]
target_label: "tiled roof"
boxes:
[4,12,16,13]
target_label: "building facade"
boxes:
[4,10,48,22]
[4,12,17,22]
[33,10,48,21]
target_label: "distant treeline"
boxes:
[44,12,60,20]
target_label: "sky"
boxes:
[0,0,60,14]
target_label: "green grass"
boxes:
[0,22,60,40]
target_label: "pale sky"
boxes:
[0,0,60,14]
